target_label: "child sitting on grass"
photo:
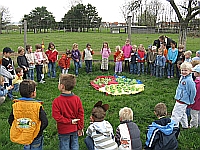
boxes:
[8,80,48,149]
[115,107,142,150]
[85,101,118,150]
[0,76,13,105]
[144,103,179,150]
[12,67,23,93]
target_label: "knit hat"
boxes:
[152,46,157,50]
[192,64,200,73]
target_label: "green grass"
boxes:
[0,32,200,150]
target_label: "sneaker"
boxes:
[39,80,45,83]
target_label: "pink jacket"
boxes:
[122,44,132,58]
[188,77,200,110]
[101,48,111,58]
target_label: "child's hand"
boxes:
[72,119,80,124]
[7,85,13,90]
[89,115,94,122]
[78,129,84,136]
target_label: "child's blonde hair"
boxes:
[18,46,24,54]
[178,44,184,49]
[0,76,4,86]
[154,103,167,117]
[132,45,137,49]
[115,45,120,51]
[191,60,200,67]
[157,48,163,55]
[180,62,192,70]
[184,50,192,56]
[119,107,133,121]
[72,43,78,49]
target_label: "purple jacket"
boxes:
[122,44,132,58]
[71,49,81,61]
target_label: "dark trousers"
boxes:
[85,60,92,73]
[35,65,43,82]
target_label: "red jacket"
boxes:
[45,49,58,62]
[188,78,200,110]
[137,49,146,63]
[114,51,124,62]
[52,93,84,134]
[58,54,71,69]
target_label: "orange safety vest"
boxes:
[10,100,42,145]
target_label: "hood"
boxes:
[93,120,112,134]
[151,119,175,135]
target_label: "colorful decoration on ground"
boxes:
[90,75,145,95]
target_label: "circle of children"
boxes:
[1,34,200,150]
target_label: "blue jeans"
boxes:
[35,65,43,82]
[12,84,19,92]
[58,131,79,150]
[130,63,137,74]
[74,61,81,76]
[24,135,43,150]
[48,62,56,78]
[4,81,13,99]
[156,66,164,78]
[84,136,94,150]
[85,60,92,73]
[137,62,144,75]
[28,68,34,80]
[167,63,175,77]
[150,63,155,76]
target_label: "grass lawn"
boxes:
[0,32,200,150]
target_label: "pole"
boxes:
[24,20,27,49]
[127,15,132,44]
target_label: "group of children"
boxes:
[7,59,200,150]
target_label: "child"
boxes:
[45,42,58,78]
[187,64,200,128]
[52,74,84,150]
[17,46,29,79]
[137,44,146,75]
[8,80,48,149]
[115,107,142,150]
[145,45,152,75]
[144,103,179,150]
[2,47,15,99]
[148,46,157,76]
[167,40,178,78]
[176,44,185,79]
[161,42,168,60]
[130,45,138,74]
[192,50,200,61]
[114,45,124,74]
[12,67,23,92]
[71,43,82,76]
[82,43,94,74]
[58,49,71,74]
[85,101,118,150]
[25,45,35,80]
[122,39,132,72]
[171,62,196,128]
[34,44,45,83]
[184,50,192,62]
[155,48,166,78]
[100,42,111,72]
[0,76,13,105]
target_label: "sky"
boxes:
[1,0,173,23]
[1,0,124,23]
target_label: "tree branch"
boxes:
[168,0,183,22]
[187,9,200,20]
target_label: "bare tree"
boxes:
[0,6,10,34]
[166,0,200,47]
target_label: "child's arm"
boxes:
[8,110,14,126]
[186,80,196,104]
[115,127,121,146]
[172,49,178,64]
[77,100,84,131]
[39,107,48,131]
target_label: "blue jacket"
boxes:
[167,48,178,64]
[155,55,166,67]
[0,85,8,97]
[175,74,196,105]
[145,118,179,150]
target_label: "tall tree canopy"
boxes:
[61,3,102,32]
[22,6,56,33]
[166,0,200,47]
[0,6,11,34]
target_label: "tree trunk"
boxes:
[179,22,187,50]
